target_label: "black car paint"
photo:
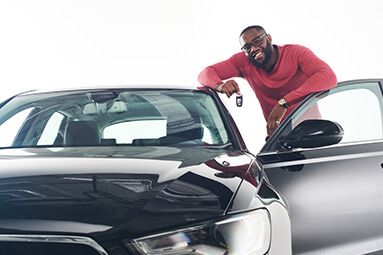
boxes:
[0,145,272,252]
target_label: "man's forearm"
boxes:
[284,66,337,105]
[198,66,224,89]
[198,55,243,88]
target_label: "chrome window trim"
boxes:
[259,139,383,157]
[263,150,383,169]
[0,234,108,255]
[262,149,383,170]
[259,140,383,169]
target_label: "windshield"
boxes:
[0,89,232,149]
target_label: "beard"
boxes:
[246,40,272,68]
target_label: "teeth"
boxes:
[255,52,262,59]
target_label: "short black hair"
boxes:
[240,25,266,37]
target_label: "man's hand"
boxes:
[215,80,241,97]
[267,103,287,136]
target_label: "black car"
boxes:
[0,86,290,255]
[2,79,381,255]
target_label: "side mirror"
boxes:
[278,119,344,149]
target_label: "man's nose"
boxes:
[250,45,259,53]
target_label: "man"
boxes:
[198,25,337,137]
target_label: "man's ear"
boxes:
[267,34,272,43]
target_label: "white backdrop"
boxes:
[1,0,383,152]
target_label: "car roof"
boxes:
[18,84,205,96]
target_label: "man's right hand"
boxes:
[215,80,241,97]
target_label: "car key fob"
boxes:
[236,94,243,107]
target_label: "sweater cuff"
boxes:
[284,93,300,106]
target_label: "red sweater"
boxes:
[198,44,337,120]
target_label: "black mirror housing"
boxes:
[278,119,344,149]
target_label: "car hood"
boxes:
[0,146,257,238]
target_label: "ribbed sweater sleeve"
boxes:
[283,46,337,104]
[197,54,243,89]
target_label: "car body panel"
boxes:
[0,147,252,236]
[259,142,383,254]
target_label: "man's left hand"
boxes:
[267,103,287,136]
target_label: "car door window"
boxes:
[291,81,383,144]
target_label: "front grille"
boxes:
[0,242,101,255]
[0,235,108,255]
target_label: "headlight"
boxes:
[129,209,271,255]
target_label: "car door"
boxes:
[257,79,383,255]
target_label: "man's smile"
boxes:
[254,51,263,60]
